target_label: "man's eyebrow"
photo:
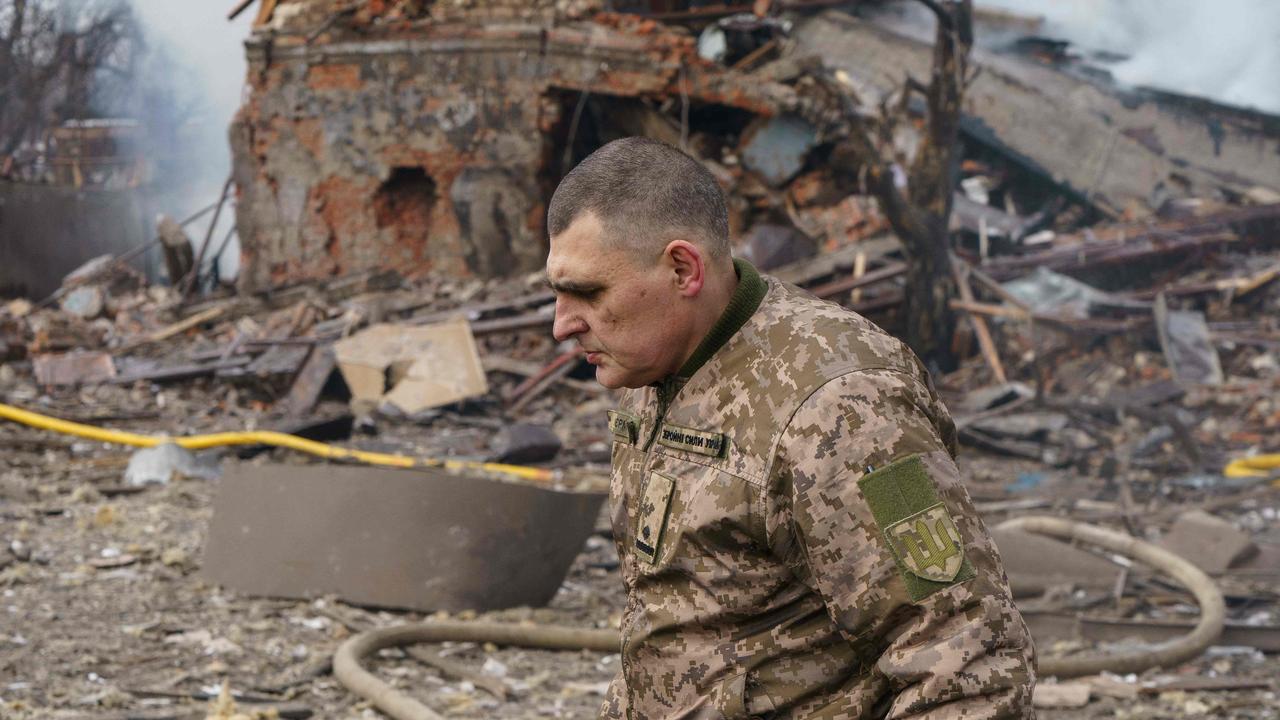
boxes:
[547,278,606,294]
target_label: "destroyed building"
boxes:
[231,0,803,291]
[2,2,1280,718]
[230,0,1280,295]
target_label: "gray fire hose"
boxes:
[334,620,618,720]
[334,517,1225,719]
[999,516,1225,679]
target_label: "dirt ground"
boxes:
[1,380,1277,719]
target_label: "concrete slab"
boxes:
[202,462,605,612]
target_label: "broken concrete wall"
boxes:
[230,3,796,293]
[797,10,1280,218]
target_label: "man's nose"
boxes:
[552,300,587,342]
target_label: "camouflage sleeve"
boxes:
[599,669,626,719]
[769,367,1035,719]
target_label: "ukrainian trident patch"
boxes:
[857,454,975,601]
[885,504,964,582]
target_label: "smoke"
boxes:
[977,0,1280,114]
[126,0,253,281]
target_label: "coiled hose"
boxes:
[332,517,1225,719]
[999,516,1225,679]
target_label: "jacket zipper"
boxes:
[643,376,680,452]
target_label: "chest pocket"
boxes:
[638,451,764,579]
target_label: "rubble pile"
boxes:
[1,2,1279,719]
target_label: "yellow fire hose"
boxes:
[1223,453,1280,481]
[0,402,554,483]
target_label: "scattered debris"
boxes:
[991,527,1124,598]
[1,2,1278,718]
[1032,680,1092,709]
[334,319,488,418]
[32,351,116,386]
[1159,510,1258,575]
[123,443,222,487]
[1155,294,1225,386]
[489,424,563,465]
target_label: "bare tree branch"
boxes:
[915,0,953,29]
[802,0,975,369]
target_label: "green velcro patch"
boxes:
[656,423,726,458]
[607,410,638,443]
[635,472,676,564]
[857,454,974,601]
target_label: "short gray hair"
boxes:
[547,137,730,260]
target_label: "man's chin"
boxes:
[594,365,649,390]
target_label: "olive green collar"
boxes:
[674,257,767,381]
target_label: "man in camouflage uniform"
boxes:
[546,137,1034,719]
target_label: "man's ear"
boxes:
[665,240,706,298]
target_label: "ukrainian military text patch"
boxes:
[857,454,974,601]
[657,423,726,457]
[607,410,638,443]
[635,472,676,564]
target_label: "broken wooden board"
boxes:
[202,462,605,612]
[278,343,337,417]
[795,11,1280,217]
[1022,612,1280,653]
[32,351,116,386]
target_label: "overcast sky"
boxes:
[978,0,1280,114]
[129,0,253,177]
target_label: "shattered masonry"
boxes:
[230,1,800,293]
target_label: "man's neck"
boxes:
[669,258,766,382]
[682,269,738,362]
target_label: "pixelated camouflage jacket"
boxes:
[601,260,1035,720]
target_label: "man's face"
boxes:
[546,212,689,389]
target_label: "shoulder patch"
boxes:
[657,423,726,458]
[607,410,638,443]
[857,454,974,601]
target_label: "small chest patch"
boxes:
[635,472,676,564]
[657,423,726,458]
[607,410,638,443]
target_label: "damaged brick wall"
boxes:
[230,1,797,292]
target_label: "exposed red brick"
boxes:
[293,119,326,159]
[307,64,362,92]
[231,6,796,293]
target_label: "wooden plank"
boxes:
[808,261,906,300]
[279,343,337,417]
[952,257,1007,383]
[107,357,251,385]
